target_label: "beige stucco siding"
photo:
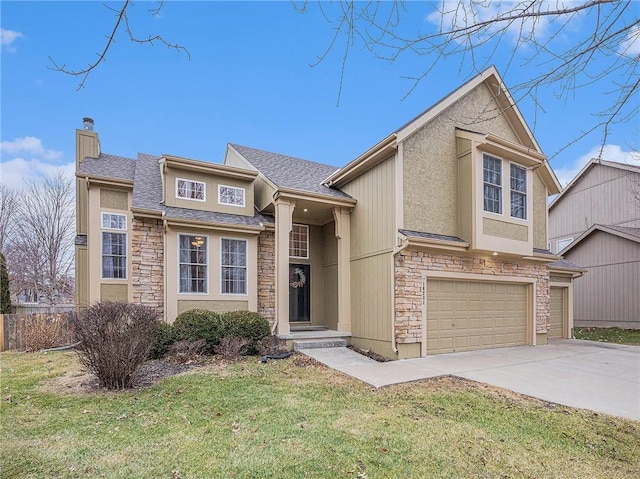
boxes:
[340,157,396,342]
[457,147,473,242]
[483,218,528,241]
[75,246,88,308]
[165,166,255,216]
[100,189,128,210]
[532,172,548,249]
[177,300,248,315]
[403,83,519,236]
[100,284,128,301]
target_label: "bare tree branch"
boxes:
[49,0,189,90]
[0,185,19,254]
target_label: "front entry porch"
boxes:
[272,195,354,336]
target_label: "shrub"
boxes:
[173,309,224,354]
[214,336,249,361]
[256,335,288,356]
[221,311,271,354]
[21,313,65,351]
[168,339,207,363]
[74,301,159,389]
[149,322,177,359]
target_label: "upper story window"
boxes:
[177,178,206,201]
[556,237,573,253]
[221,238,247,295]
[178,234,207,293]
[218,185,245,207]
[289,224,309,259]
[483,154,502,214]
[101,212,126,230]
[510,164,527,219]
[101,212,127,279]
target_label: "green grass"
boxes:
[1,352,638,479]
[574,327,640,345]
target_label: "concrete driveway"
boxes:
[302,339,640,421]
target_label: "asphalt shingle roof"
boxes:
[164,206,273,226]
[607,225,640,240]
[78,154,136,181]
[132,153,163,212]
[548,259,585,271]
[230,144,351,199]
[399,229,468,243]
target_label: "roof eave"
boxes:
[77,173,134,188]
[274,187,357,207]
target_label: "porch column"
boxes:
[275,199,295,336]
[333,207,352,333]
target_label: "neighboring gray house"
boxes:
[549,159,640,329]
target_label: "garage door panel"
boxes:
[427,279,528,355]
[549,287,564,339]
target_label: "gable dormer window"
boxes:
[510,163,527,219]
[177,178,205,201]
[218,185,245,207]
[483,154,502,214]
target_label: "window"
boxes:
[221,239,247,295]
[179,234,207,293]
[556,237,573,253]
[101,213,127,279]
[102,232,126,279]
[218,185,245,207]
[510,164,527,219]
[483,154,502,214]
[101,212,126,230]
[289,224,309,258]
[176,178,205,201]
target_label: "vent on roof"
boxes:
[83,117,94,131]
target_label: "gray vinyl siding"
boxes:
[341,156,395,342]
[564,231,639,328]
[549,165,640,252]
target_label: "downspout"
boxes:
[390,238,410,354]
[162,215,168,323]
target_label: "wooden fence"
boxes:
[0,312,76,352]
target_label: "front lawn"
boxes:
[574,327,640,345]
[1,352,638,478]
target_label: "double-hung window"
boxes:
[101,213,127,279]
[510,164,527,219]
[289,224,309,258]
[483,154,502,214]
[179,234,207,293]
[221,239,247,294]
[176,178,205,201]
[218,185,245,207]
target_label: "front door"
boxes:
[289,264,310,323]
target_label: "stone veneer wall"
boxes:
[257,230,275,326]
[131,218,164,314]
[394,249,550,344]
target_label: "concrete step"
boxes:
[293,339,347,350]
[290,325,328,332]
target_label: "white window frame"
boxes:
[101,232,127,280]
[178,234,209,294]
[289,224,309,259]
[101,212,127,230]
[556,237,574,253]
[483,154,503,215]
[218,185,245,207]
[509,162,528,220]
[220,237,248,296]
[176,178,206,202]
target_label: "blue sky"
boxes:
[1,1,638,190]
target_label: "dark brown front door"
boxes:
[289,264,310,322]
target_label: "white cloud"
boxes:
[0,157,75,190]
[1,136,62,160]
[1,28,24,51]
[618,25,640,56]
[553,144,640,187]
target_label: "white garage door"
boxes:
[426,279,528,355]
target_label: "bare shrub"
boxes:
[256,335,288,356]
[74,301,159,389]
[21,314,65,351]
[214,337,249,361]
[167,339,207,364]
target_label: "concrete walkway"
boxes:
[301,339,640,421]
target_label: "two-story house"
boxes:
[75,66,580,359]
[549,159,640,329]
